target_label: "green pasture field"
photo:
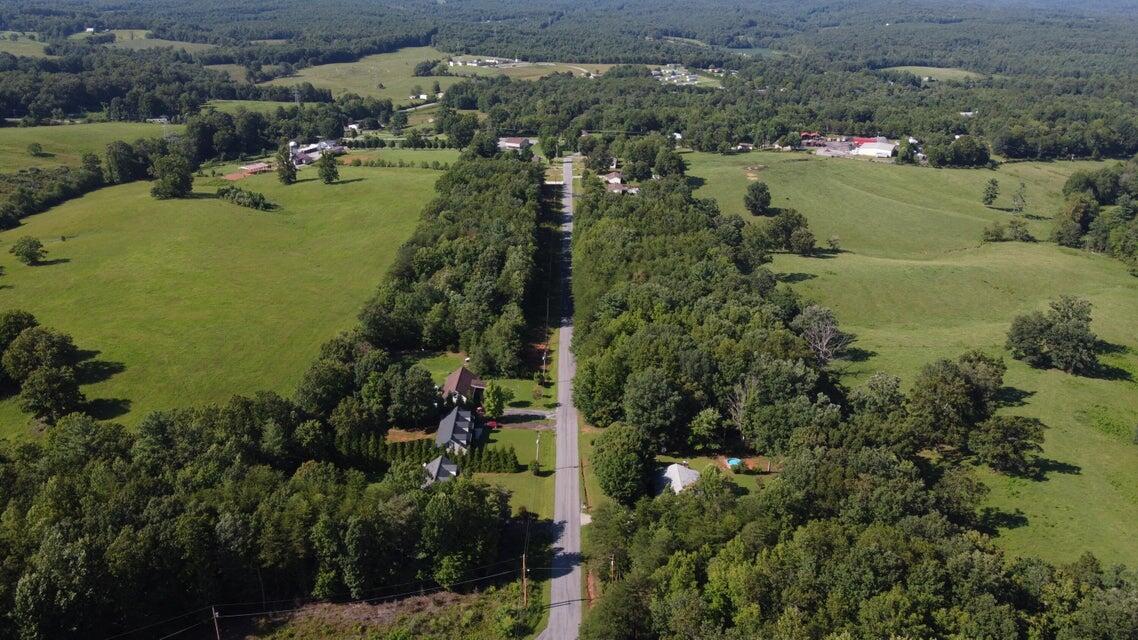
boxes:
[0,32,50,57]
[687,150,1138,565]
[259,46,466,103]
[71,29,214,53]
[0,166,439,438]
[205,99,314,114]
[0,122,178,172]
[883,65,984,81]
[206,64,251,82]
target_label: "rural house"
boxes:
[441,366,486,404]
[436,407,481,452]
[601,171,624,184]
[497,136,533,151]
[422,454,459,487]
[657,462,700,494]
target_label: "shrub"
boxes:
[216,185,275,210]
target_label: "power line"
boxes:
[101,607,210,640]
[102,558,524,639]
[156,619,206,640]
[214,569,518,621]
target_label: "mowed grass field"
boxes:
[688,151,1138,565]
[0,166,439,437]
[882,65,984,81]
[259,46,465,103]
[0,122,178,172]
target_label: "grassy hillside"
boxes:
[259,46,465,103]
[688,151,1138,566]
[0,32,50,58]
[0,166,439,437]
[0,122,177,172]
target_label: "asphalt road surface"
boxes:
[537,156,582,640]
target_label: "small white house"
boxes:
[657,463,700,494]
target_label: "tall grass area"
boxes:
[0,122,177,171]
[0,166,438,437]
[689,151,1138,565]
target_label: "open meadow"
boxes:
[0,122,178,172]
[0,165,439,437]
[259,46,466,103]
[687,150,1138,566]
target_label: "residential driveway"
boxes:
[537,156,583,640]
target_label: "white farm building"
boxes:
[853,141,897,158]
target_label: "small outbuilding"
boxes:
[497,137,533,151]
[422,454,459,487]
[853,141,897,158]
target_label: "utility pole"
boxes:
[522,516,532,607]
[211,606,221,640]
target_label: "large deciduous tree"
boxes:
[592,423,654,505]
[744,181,771,216]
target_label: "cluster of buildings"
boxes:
[653,64,702,86]
[288,139,346,166]
[420,364,715,494]
[422,366,487,487]
[601,170,640,195]
[447,57,519,68]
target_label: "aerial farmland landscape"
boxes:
[0,1,1137,638]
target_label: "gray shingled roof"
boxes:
[436,407,475,448]
[423,455,459,486]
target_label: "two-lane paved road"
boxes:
[538,156,582,640]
